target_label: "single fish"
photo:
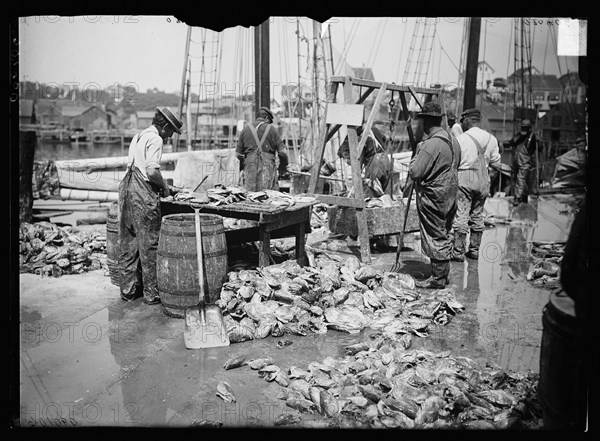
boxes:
[309,386,322,411]
[191,419,223,428]
[247,357,274,370]
[286,397,316,413]
[319,389,340,417]
[274,413,302,426]
[216,381,235,403]
[223,355,246,370]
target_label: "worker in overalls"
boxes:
[118,107,183,304]
[450,108,501,261]
[236,106,290,191]
[503,118,537,206]
[408,102,461,289]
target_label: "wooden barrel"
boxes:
[538,288,585,430]
[106,201,120,286]
[157,213,228,318]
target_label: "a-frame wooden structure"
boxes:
[307,76,442,264]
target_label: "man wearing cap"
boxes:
[503,119,537,205]
[408,102,461,289]
[118,106,183,305]
[236,106,290,191]
[450,108,501,261]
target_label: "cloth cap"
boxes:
[461,108,481,120]
[520,119,533,128]
[416,102,443,118]
[156,107,183,134]
[258,106,274,121]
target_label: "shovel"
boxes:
[183,207,230,349]
[391,182,414,272]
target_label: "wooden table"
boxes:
[161,200,315,267]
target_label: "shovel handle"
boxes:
[394,181,414,263]
[194,208,205,303]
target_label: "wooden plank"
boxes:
[407,85,424,109]
[308,120,330,195]
[315,194,365,208]
[323,87,375,144]
[325,103,364,126]
[398,91,418,193]
[327,204,420,237]
[343,77,371,264]
[263,208,310,232]
[330,76,440,96]
[357,83,387,158]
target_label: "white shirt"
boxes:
[126,125,164,181]
[456,126,501,171]
[451,123,463,138]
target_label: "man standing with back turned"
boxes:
[236,106,290,191]
[119,106,183,304]
[409,102,461,289]
[450,108,501,261]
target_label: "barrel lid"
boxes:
[549,288,576,318]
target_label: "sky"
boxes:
[18,15,584,104]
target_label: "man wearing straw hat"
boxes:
[408,102,461,289]
[118,106,183,304]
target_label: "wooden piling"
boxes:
[19,131,36,224]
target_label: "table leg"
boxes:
[258,227,271,267]
[356,208,372,264]
[295,221,307,266]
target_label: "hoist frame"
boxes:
[307,75,441,264]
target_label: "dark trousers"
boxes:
[118,167,162,301]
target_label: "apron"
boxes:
[118,132,162,299]
[415,132,458,260]
[243,122,278,191]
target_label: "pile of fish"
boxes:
[527,241,565,289]
[19,221,108,277]
[219,340,542,429]
[32,160,60,200]
[216,250,464,344]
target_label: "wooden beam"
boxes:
[357,83,387,158]
[307,81,339,194]
[407,86,424,110]
[307,121,330,194]
[330,76,440,96]
[399,92,417,153]
[343,77,371,264]
[315,194,365,208]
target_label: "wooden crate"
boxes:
[327,201,420,238]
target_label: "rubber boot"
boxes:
[415,259,448,289]
[466,230,483,260]
[120,281,143,302]
[450,232,467,262]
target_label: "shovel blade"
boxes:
[184,303,230,349]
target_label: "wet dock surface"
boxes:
[18,194,582,427]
